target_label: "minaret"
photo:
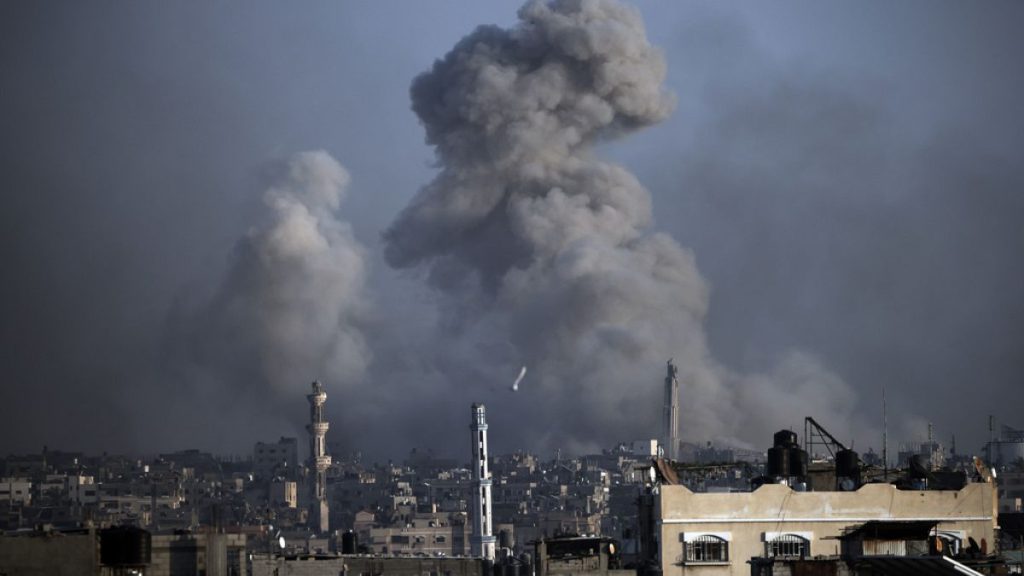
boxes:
[470,403,496,560]
[306,380,330,534]
[663,359,680,461]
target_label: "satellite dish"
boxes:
[279,536,286,550]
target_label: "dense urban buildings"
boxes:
[0,377,1022,575]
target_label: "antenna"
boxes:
[882,385,888,482]
[987,415,995,464]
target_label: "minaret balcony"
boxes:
[308,422,330,434]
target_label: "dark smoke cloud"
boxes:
[384,0,868,453]
[2,0,1020,459]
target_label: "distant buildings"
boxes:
[0,376,1020,576]
[986,424,1024,469]
[253,437,298,480]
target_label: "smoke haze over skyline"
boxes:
[1,0,1021,460]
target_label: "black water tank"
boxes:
[836,449,860,479]
[100,526,151,567]
[767,446,790,478]
[789,448,809,479]
[909,455,930,479]
[773,430,798,448]
[341,530,358,554]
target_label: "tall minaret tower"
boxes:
[306,380,331,534]
[470,403,496,561]
[663,359,680,461]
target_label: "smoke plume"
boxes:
[385,0,864,451]
[168,150,370,440]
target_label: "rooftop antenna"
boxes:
[987,415,996,465]
[882,385,888,482]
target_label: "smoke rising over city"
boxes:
[166,151,370,422]
[382,0,863,452]
[0,0,1021,458]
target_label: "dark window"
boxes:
[766,534,808,558]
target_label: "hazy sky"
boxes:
[1,1,1021,461]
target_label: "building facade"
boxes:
[657,482,997,576]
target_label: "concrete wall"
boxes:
[0,530,98,576]
[251,555,484,576]
[148,532,246,576]
[657,482,996,576]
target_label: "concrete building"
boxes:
[251,554,485,576]
[0,477,32,505]
[662,360,680,461]
[655,481,997,576]
[0,527,96,576]
[306,380,330,534]
[253,437,298,480]
[148,531,247,576]
[270,479,298,509]
[535,535,630,576]
[470,403,496,560]
[998,470,1024,513]
[0,526,245,576]
[986,424,1024,469]
[366,518,469,556]
[68,475,98,506]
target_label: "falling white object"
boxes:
[511,366,527,391]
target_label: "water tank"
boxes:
[767,446,790,478]
[836,449,860,479]
[100,526,152,567]
[909,455,930,479]
[341,530,358,554]
[774,430,798,449]
[789,448,808,479]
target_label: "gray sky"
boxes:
[1,1,1021,460]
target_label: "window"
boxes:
[684,535,729,563]
[766,534,809,558]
